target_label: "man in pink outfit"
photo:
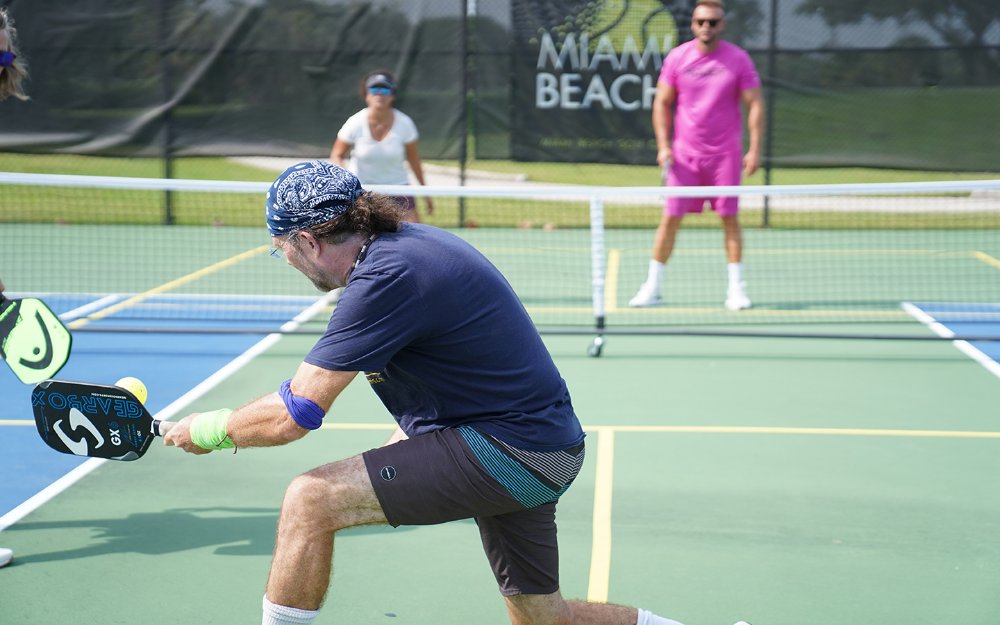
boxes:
[630,0,764,310]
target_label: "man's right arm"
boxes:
[651,81,676,169]
[165,364,359,453]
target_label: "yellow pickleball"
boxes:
[115,376,148,404]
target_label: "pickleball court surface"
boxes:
[1,224,999,624]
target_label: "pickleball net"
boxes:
[1,171,998,343]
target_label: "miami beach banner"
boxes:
[510,0,685,163]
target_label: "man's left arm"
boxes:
[741,87,764,177]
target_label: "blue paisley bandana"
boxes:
[265,160,364,236]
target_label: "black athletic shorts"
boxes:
[362,425,585,596]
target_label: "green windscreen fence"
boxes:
[1,1,997,170]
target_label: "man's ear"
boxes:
[295,230,322,255]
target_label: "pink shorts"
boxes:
[665,149,742,217]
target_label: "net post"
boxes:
[588,195,606,357]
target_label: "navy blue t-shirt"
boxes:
[305,223,584,451]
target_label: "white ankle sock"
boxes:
[636,607,687,625]
[262,595,319,625]
[647,259,665,286]
[727,262,744,288]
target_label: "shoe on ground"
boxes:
[725,282,752,311]
[0,547,13,568]
[628,282,662,307]
[733,621,752,625]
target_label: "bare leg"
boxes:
[720,215,743,264]
[265,455,387,610]
[630,214,686,306]
[505,591,660,625]
[652,215,685,264]
[720,214,752,309]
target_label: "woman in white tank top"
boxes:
[330,70,433,222]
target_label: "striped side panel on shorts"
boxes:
[491,437,586,487]
[457,426,584,509]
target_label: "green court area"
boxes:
[2,334,998,625]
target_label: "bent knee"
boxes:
[279,462,384,533]
[279,473,350,533]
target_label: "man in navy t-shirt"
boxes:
[164,161,686,625]
[305,219,581,450]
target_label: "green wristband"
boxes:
[189,409,235,451]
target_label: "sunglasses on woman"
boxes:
[368,87,394,96]
[0,51,15,67]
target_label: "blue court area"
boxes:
[0,292,327,521]
[904,302,1000,374]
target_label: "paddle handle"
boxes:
[152,420,175,437]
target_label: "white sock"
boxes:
[646,259,665,286]
[637,607,687,625]
[727,262,744,288]
[262,595,319,625]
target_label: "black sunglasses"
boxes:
[694,18,721,27]
[0,51,15,67]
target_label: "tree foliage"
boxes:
[796,0,1000,82]
[796,0,999,47]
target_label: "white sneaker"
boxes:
[725,282,752,310]
[628,282,662,307]
[0,547,12,568]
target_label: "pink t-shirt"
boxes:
[659,40,760,155]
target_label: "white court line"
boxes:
[0,291,338,533]
[59,294,123,321]
[901,302,1000,380]
[3,292,124,322]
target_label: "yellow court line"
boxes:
[974,250,1000,270]
[523,306,596,315]
[616,306,910,318]
[5,419,997,439]
[4,420,348,428]
[318,423,396,431]
[604,248,621,314]
[587,428,615,603]
[584,424,1000,439]
[66,245,270,329]
[523,305,911,318]
[621,248,981,258]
